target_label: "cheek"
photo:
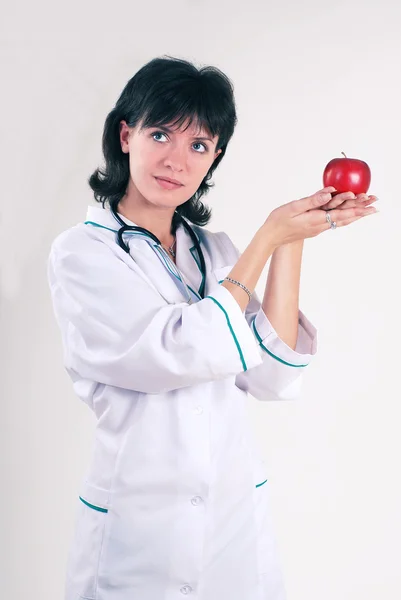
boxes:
[194,157,214,180]
[129,148,153,180]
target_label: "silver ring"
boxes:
[326,212,337,230]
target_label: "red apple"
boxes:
[323,152,371,195]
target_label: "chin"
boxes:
[147,181,189,204]
[145,191,185,209]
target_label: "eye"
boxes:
[151,131,208,154]
[152,131,168,142]
[192,142,208,153]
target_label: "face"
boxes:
[119,118,222,210]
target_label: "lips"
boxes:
[155,176,183,186]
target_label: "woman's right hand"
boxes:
[264,186,378,248]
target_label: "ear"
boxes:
[120,120,131,154]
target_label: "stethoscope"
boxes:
[110,202,207,300]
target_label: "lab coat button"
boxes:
[191,496,202,506]
[194,406,203,415]
[180,584,193,594]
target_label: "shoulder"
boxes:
[49,222,116,264]
[47,223,125,289]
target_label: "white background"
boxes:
[1,0,400,598]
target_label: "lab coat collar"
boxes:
[85,204,137,232]
[84,205,199,243]
[84,204,205,302]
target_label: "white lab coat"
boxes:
[47,204,318,600]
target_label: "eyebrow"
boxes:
[153,125,213,143]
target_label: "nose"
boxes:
[163,144,186,172]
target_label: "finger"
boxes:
[337,195,378,210]
[333,212,376,227]
[322,192,378,211]
[319,205,377,231]
[321,191,356,210]
[332,191,356,203]
[330,206,376,221]
[323,197,371,211]
[316,186,338,194]
[343,195,378,209]
[291,187,337,215]
[328,215,364,229]
[322,192,377,210]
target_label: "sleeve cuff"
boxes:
[252,307,318,367]
[206,284,264,373]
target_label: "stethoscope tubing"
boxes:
[110,204,206,299]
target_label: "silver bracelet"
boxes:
[224,277,252,301]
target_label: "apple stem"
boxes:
[341,152,347,158]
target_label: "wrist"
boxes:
[259,221,280,254]
[274,239,304,253]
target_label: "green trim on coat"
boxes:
[206,295,248,372]
[252,319,309,368]
[79,496,108,513]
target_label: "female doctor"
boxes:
[47,56,378,600]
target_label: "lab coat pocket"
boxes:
[254,480,287,596]
[65,481,111,600]
[251,455,270,575]
[254,479,271,575]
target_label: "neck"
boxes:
[117,194,177,247]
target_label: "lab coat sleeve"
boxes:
[235,291,318,401]
[216,232,318,401]
[47,231,264,394]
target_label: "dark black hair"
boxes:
[88,55,238,233]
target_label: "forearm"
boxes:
[222,225,277,313]
[262,240,304,350]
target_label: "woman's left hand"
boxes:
[319,190,378,211]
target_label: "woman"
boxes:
[48,55,378,600]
